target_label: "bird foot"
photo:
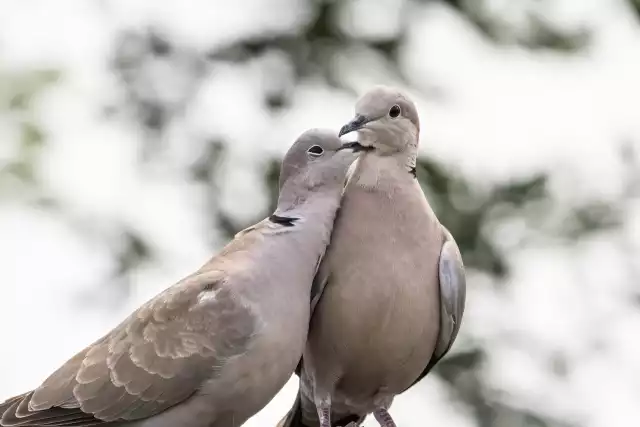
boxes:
[373,408,396,427]
[317,402,331,427]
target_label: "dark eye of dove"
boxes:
[307,144,325,158]
[389,104,401,118]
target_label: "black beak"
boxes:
[338,115,370,137]
[338,141,375,152]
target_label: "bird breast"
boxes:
[310,181,443,394]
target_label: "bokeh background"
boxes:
[2,0,640,426]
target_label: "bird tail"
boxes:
[276,391,305,427]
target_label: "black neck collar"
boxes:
[269,214,298,227]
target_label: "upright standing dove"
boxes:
[278,87,467,427]
[0,129,356,427]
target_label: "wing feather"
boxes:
[406,226,467,389]
[0,271,258,427]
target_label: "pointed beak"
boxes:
[338,115,370,137]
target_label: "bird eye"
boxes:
[307,145,324,157]
[389,104,401,118]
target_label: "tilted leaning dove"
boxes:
[0,128,357,427]
[277,86,467,427]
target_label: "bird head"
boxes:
[338,86,420,157]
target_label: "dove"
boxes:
[278,86,467,427]
[0,128,356,427]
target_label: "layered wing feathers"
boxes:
[1,271,257,427]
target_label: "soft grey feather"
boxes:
[433,227,467,361]
[405,226,466,389]
[0,128,356,427]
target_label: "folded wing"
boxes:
[0,271,257,426]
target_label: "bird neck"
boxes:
[272,187,342,230]
[358,128,418,174]
[257,190,341,298]
[350,147,418,191]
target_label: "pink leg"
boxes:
[373,408,397,427]
[317,403,331,427]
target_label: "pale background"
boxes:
[1,1,640,426]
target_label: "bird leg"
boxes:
[373,408,397,427]
[316,400,331,427]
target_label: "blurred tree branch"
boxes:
[0,68,60,200]
[432,0,591,52]
[631,0,640,19]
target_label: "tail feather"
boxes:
[276,392,304,427]
[0,391,104,427]
[335,414,365,426]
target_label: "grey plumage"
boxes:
[278,86,467,427]
[0,128,356,427]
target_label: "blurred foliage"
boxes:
[110,27,208,158]
[417,158,548,278]
[438,349,574,427]
[632,0,640,19]
[560,201,621,240]
[1,1,632,426]
[207,1,349,91]
[0,68,59,198]
[436,0,591,51]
